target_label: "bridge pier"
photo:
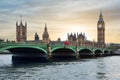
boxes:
[76,45,79,60]
[101,52,104,57]
[47,43,51,60]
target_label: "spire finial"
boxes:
[100,10,103,18]
[45,23,47,27]
[20,15,23,25]
[25,22,27,26]
[20,15,22,21]
[45,23,47,30]
[16,21,18,26]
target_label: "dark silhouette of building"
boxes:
[34,33,39,41]
[42,23,50,44]
[0,38,4,42]
[16,16,27,42]
[97,11,105,47]
[68,33,86,46]
[68,33,77,43]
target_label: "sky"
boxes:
[0,0,120,43]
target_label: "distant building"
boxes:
[51,38,63,45]
[67,32,97,47]
[68,33,86,46]
[34,33,41,44]
[109,43,120,49]
[0,39,4,42]
[16,17,27,42]
[68,33,77,45]
[14,11,106,47]
[34,33,39,41]
[97,11,105,47]
[42,23,50,44]
[77,33,86,46]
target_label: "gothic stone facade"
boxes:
[16,21,27,42]
[97,11,105,47]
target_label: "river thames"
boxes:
[0,54,120,80]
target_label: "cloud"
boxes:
[0,0,120,43]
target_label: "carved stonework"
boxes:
[42,23,50,44]
[97,11,105,47]
[16,19,27,42]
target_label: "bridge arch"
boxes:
[108,50,113,56]
[0,46,47,54]
[93,49,103,57]
[109,50,113,55]
[78,48,94,58]
[0,46,48,63]
[51,47,76,60]
[103,49,109,56]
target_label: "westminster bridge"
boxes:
[0,42,114,63]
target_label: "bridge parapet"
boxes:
[0,42,47,53]
[0,42,114,58]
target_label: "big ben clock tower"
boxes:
[97,11,105,47]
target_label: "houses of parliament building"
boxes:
[16,11,105,47]
[67,11,105,47]
[16,19,50,44]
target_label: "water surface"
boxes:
[0,55,120,80]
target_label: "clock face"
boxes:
[98,24,102,28]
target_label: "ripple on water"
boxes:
[0,55,120,80]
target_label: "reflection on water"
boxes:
[0,54,12,67]
[95,58,108,80]
[0,55,120,80]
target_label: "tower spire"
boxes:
[99,10,103,18]
[16,15,27,42]
[97,10,105,47]
[20,15,23,25]
[16,21,18,26]
[20,15,22,21]
[45,23,47,31]
[25,22,27,27]
[42,23,49,44]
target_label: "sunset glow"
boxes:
[0,0,120,43]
